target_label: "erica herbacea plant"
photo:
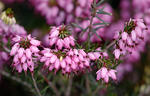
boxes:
[49,25,75,49]
[0,0,150,96]
[10,35,41,72]
[113,19,148,60]
[0,8,16,25]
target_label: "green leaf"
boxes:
[93,22,109,26]
[91,29,102,41]
[80,27,89,37]
[94,26,105,31]
[41,85,49,94]
[97,10,112,15]
[96,0,104,7]
[72,23,83,31]
[96,15,106,23]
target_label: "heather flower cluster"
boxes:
[0,8,27,70]
[113,19,148,60]
[0,8,16,25]
[41,48,90,74]
[0,1,119,84]
[42,25,113,78]
[1,1,150,96]
[10,35,41,72]
[30,0,92,25]
[96,67,117,83]
[49,25,75,49]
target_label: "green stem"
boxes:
[87,0,97,48]
[39,72,60,96]
[65,75,73,96]
[31,74,42,96]
[86,75,91,95]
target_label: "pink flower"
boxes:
[114,19,148,61]
[26,49,32,59]
[40,48,90,74]
[30,39,41,46]
[121,32,128,41]
[88,53,96,60]
[30,46,40,53]
[29,0,92,25]
[56,39,63,50]
[108,69,117,80]
[10,43,20,56]
[131,30,136,41]
[60,60,66,68]
[113,49,121,59]
[49,25,75,50]
[54,59,60,70]
[96,67,109,83]
[96,67,117,83]
[10,35,41,73]
[0,51,9,61]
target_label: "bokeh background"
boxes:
[0,0,150,96]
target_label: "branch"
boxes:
[105,40,116,51]
[65,75,73,96]
[86,75,91,95]
[87,0,97,47]
[93,85,103,95]
[0,70,34,93]
[31,74,42,96]
[39,72,61,96]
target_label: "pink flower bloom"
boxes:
[60,60,66,69]
[50,55,57,63]
[113,49,121,59]
[1,52,9,61]
[96,67,109,83]
[131,30,137,41]
[135,27,142,37]
[56,39,63,50]
[100,67,108,78]
[30,46,40,53]
[54,59,60,70]
[79,49,87,57]
[18,48,24,58]
[108,69,117,80]
[96,67,117,83]
[30,0,92,25]
[88,53,96,60]
[114,19,148,61]
[49,25,75,50]
[10,43,20,56]
[40,48,90,74]
[121,32,128,41]
[10,35,41,73]
[30,39,41,46]
[26,49,32,59]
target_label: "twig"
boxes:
[86,75,91,95]
[87,0,97,47]
[31,74,42,96]
[39,72,60,96]
[3,45,11,53]
[105,40,116,51]
[93,85,103,95]
[99,58,105,64]
[0,70,34,93]
[65,75,73,96]
[104,35,122,52]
